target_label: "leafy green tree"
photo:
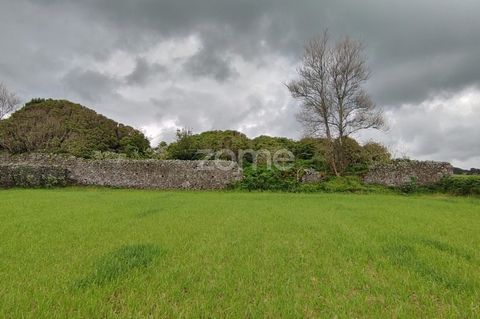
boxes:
[362,142,391,164]
[196,130,251,160]
[166,130,251,161]
[0,99,150,158]
[166,129,200,160]
[251,135,295,151]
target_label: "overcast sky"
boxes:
[1,0,479,168]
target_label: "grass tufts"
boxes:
[74,244,162,289]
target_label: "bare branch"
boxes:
[0,83,20,120]
[288,32,385,140]
[287,31,386,175]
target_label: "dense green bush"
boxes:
[432,176,480,196]
[165,129,201,160]
[298,176,391,193]
[166,129,251,161]
[237,165,300,191]
[291,138,329,172]
[236,165,390,193]
[165,130,391,178]
[334,138,391,176]
[0,99,151,158]
[197,130,251,160]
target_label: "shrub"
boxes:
[165,129,201,160]
[237,167,391,194]
[362,142,391,164]
[237,165,299,191]
[0,99,150,158]
[297,176,389,193]
[166,129,252,161]
[432,176,480,196]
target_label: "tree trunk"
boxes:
[324,124,339,176]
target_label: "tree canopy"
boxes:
[0,99,150,158]
[165,129,390,174]
[287,32,385,175]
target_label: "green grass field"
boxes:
[1,189,479,318]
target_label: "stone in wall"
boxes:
[0,153,243,190]
[0,164,70,188]
[364,160,453,187]
[300,169,325,184]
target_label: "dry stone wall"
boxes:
[0,164,70,188]
[0,153,243,190]
[364,160,453,186]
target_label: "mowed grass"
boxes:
[0,189,479,318]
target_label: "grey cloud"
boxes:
[150,91,251,132]
[126,57,167,86]
[365,95,480,167]
[149,88,299,139]
[23,0,480,104]
[63,69,120,102]
[184,49,237,82]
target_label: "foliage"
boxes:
[362,142,391,163]
[0,99,151,158]
[237,160,463,195]
[165,129,201,160]
[334,137,365,175]
[453,167,480,175]
[297,176,391,193]
[431,176,480,196]
[237,164,391,193]
[291,138,329,172]
[165,130,390,178]
[287,32,385,176]
[293,137,326,159]
[119,133,151,159]
[290,137,391,176]
[166,129,252,161]
[237,165,300,191]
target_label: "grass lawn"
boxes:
[1,188,479,318]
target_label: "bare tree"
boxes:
[287,31,385,175]
[0,83,20,120]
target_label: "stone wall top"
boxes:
[0,153,243,190]
[364,160,453,186]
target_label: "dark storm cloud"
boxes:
[184,48,238,82]
[22,0,480,104]
[126,58,168,86]
[63,69,120,102]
